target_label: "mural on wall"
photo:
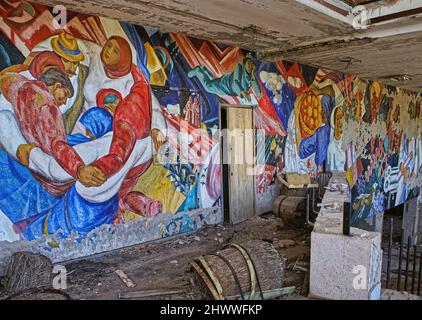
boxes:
[0,0,225,242]
[0,0,420,243]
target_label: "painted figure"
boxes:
[28,32,89,133]
[0,43,11,71]
[297,86,335,167]
[67,107,113,146]
[188,54,262,102]
[96,88,122,116]
[183,95,200,128]
[327,105,346,172]
[0,66,89,179]
[84,36,167,152]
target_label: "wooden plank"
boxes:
[115,270,137,288]
[225,286,296,300]
[118,288,187,299]
[227,107,255,224]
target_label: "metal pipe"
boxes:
[386,218,393,289]
[411,245,417,294]
[312,187,315,211]
[397,229,404,291]
[404,236,411,292]
[312,187,320,214]
[306,193,314,226]
[418,251,421,296]
[343,202,351,236]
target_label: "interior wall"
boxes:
[0,1,420,257]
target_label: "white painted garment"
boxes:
[75,136,153,203]
[197,142,220,208]
[283,111,316,174]
[0,209,19,242]
[29,134,153,203]
[327,136,346,172]
[83,49,167,132]
[0,94,27,159]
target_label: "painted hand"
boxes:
[16,143,37,167]
[151,128,166,151]
[77,165,107,187]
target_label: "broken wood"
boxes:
[191,240,285,300]
[5,287,72,300]
[3,252,53,293]
[301,271,310,296]
[293,265,309,272]
[115,270,136,288]
[224,286,296,300]
[118,288,187,299]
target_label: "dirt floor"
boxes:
[0,213,312,300]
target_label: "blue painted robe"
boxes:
[0,107,117,240]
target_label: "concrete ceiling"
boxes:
[32,0,422,92]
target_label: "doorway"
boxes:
[220,105,256,224]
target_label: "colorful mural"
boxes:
[0,1,420,243]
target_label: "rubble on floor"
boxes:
[381,289,422,300]
[0,214,312,300]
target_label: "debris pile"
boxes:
[1,251,70,300]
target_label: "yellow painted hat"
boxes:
[51,32,84,62]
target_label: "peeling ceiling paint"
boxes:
[30,0,422,91]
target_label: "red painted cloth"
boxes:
[113,159,153,224]
[122,191,162,217]
[29,51,66,79]
[92,66,152,178]
[1,72,85,178]
[96,88,123,108]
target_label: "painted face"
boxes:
[245,59,255,76]
[370,83,382,115]
[49,83,71,106]
[335,108,344,131]
[101,39,121,67]
[103,102,119,115]
[61,58,79,77]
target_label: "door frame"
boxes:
[219,103,256,223]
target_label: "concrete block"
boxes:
[310,228,382,300]
[309,174,382,300]
[310,232,344,300]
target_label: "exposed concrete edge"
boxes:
[0,207,223,276]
